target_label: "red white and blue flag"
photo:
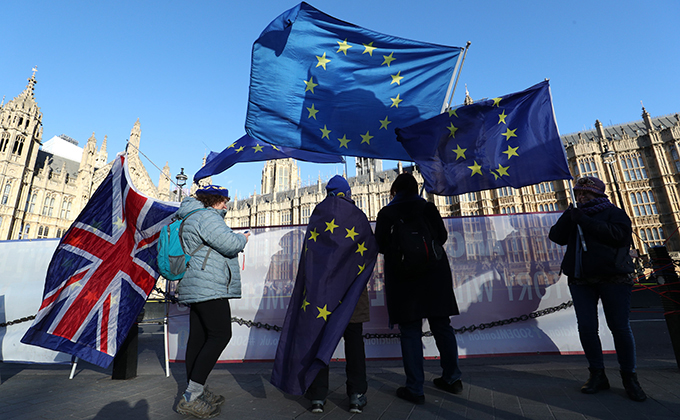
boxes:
[21,154,179,368]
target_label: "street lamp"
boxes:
[601,145,625,209]
[176,168,187,201]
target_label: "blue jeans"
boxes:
[399,316,462,395]
[569,283,637,372]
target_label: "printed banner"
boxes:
[168,212,614,361]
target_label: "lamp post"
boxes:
[175,168,187,201]
[601,145,625,210]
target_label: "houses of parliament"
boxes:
[2,71,679,257]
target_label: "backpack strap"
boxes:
[178,208,208,257]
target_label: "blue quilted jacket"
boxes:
[175,197,247,304]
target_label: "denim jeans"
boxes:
[569,283,637,372]
[399,316,462,395]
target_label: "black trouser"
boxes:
[185,298,232,385]
[307,322,367,400]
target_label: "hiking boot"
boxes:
[349,393,367,413]
[177,394,220,419]
[433,377,463,394]
[202,386,225,406]
[581,368,610,394]
[396,387,425,405]
[621,371,647,402]
[310,400,324,413]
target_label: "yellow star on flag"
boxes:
[325,219,339,233]
[447,108,459,118]
[309,228,319,242]
[113,217,125,229]
[502,128,518,141]
[390,71,404,85]
[301,298,310,311]
[236,146,245,153]
[358,264,366,275]
[503,145,519,159]
[320,125,331,139]
[345,227,359,241]
[498,110,507,124]
[317,304,331,321]
[468,161,483,176]
[390,94,402,108]
[304,77,318,93]
[362,41,376,56]
[496,164,510,177]
[307,103,319,119]
[360,131,373,145]
[315,52,331,70]
[379,116,391,130]
[337,39,352,55]
[272,145,280,151]
[447,122,458,138]
[252,144,264,153]
[492,97,502,107]
[338,135,351,149]
[452,144,467,160]
[382,52,396,66]
[356,242,368,256]
[227,142,237,149]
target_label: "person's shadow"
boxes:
[92,400,149,419]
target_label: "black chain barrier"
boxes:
[0,315,36,328]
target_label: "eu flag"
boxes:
[21,154,178,367]
[246,2,463,161]
[193,134,344,182]
[396,81,572,195]
[271,195,377,395]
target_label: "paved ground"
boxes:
[1,311,679,420]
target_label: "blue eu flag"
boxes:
[396,81,572,195]
[193,134,344,182]
[246,2,463,161]
[271,195,377,395]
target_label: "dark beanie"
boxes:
[573,176,606,197]
[326,175,351,198]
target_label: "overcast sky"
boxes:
[2,0,678,198]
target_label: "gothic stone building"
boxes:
[0,72,172,241]
[224,107,680,257]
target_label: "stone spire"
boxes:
[158,161,171,201]
[127,118,141,157]
[463,84,473,106]
[94,135,108,169]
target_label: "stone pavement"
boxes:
[1,317,679,420]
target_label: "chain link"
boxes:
[0,315,36,328]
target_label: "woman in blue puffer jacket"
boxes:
[175,185,249,419]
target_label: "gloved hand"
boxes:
[571,208,584,223]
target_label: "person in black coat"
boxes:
[375,173,461,404]
[549,176,646,402]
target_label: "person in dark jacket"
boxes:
[175,185,250,418]
[549,176,646,402]
[375,173,462,404]
[305,175,371,414]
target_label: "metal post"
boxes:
[176,168,187,202]
[602,145,625,209]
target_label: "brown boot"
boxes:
[581,368,610,394]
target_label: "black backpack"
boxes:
[391,215,442,275]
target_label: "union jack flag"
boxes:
[21,154,179,368]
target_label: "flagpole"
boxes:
[441,41,471,113]
[568,184,588,252]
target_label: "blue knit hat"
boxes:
[326,175,351,198]
[196,185,230,198]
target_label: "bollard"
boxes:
[112,309,145,380]
[649,246,680,369]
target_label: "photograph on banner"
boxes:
[168,212,614,362]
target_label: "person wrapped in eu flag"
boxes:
[271,176,377,413]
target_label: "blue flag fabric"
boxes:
[21,154,179,368]
[271,195,377,395]
[194,134,344,182]
[395,81,572,196]
[246,2,463,161]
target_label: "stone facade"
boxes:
[0,72,172,241]
[225,109,680,256]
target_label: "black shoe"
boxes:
[621,371,647,402]
[581,368,610,394]
[433,377,463,394]
[396,387,425,405]
[349,393,367,413]
[310,400,324,413]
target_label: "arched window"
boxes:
[0,132,10,152]
[42,196,50,215]
[1,182,11,205]
[12,135,25,156]
[23,224,30,239]
[29,193,37,213]
[38,226,44,238]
